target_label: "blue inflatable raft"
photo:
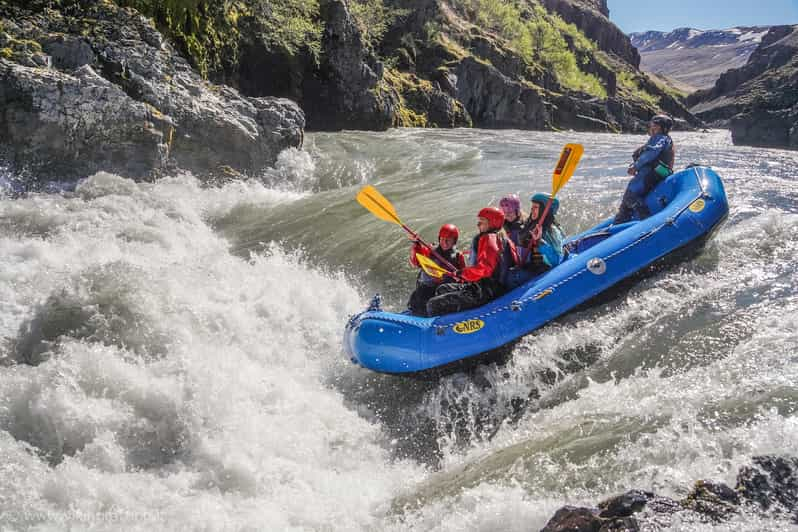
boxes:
[344,166,728,375]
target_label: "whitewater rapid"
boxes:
[0,129,796,531]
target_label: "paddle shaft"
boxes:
[527,143,582,248]
[404,223,461,275]
[355,185,462,279]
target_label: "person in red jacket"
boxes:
[426,207,516,317]
[407,224,466,316]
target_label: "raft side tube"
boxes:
[344,166,729,375]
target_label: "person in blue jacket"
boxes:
[614,114,675,224]
[506,192,565,289]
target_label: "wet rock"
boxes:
[737,455,798,517]
[681,480,740,522]
[598,517,639,532]
[598,490,652,518]
[0,1,304,181]
[540,456,798,531]
[644,494,682,515]
[0,59,172,180]
[541,506,602,532]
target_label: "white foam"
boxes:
[0,171,423,529]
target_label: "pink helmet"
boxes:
[499,194,521,214]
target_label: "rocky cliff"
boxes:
[688,25,798,150]
[115,0,698,133]
[541,0,640,68]
[0,0,703,184]
[377,0,695,132]
[631,26,771,93]
[0,0,304,183]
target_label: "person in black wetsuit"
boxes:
[406,224,466,316]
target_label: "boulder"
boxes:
[737,455,798,518]
[681,480,740,522]
[598,490,652,518]
[0,1,304,182]
[539,456,798,531]
[541,506,602,532]
[0,60,171,180]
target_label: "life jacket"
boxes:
[518,220,564,269]
[634,135,675,174]
[467,230,519,287]
[416,245,464,285]
[661,135,675,168]
[656,135,675,176]
[535,224,565,268]
[503,218,524,246]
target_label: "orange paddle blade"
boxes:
[415,253,449,279]
[552,143,583,197]
[356,185,403,225]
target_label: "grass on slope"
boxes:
[462,0,607,98]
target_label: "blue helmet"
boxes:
[530,193,559,216]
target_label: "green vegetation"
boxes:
[118,0,323,77]
[461,0,606,98]
[381,68,430,127]
[618,70,660,107]
[262,0,322,59]
[0,30,44,64]
[348,0,407,52]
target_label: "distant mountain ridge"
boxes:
[630,26,771,92]
[688,25,798,150]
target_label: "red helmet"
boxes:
[438,223,459,243]
[478,207,505,230]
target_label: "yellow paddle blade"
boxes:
[551,143,584,197]
[356,185,403,226]
[415,253,448,279]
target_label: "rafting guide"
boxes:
[614,114,676,224]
